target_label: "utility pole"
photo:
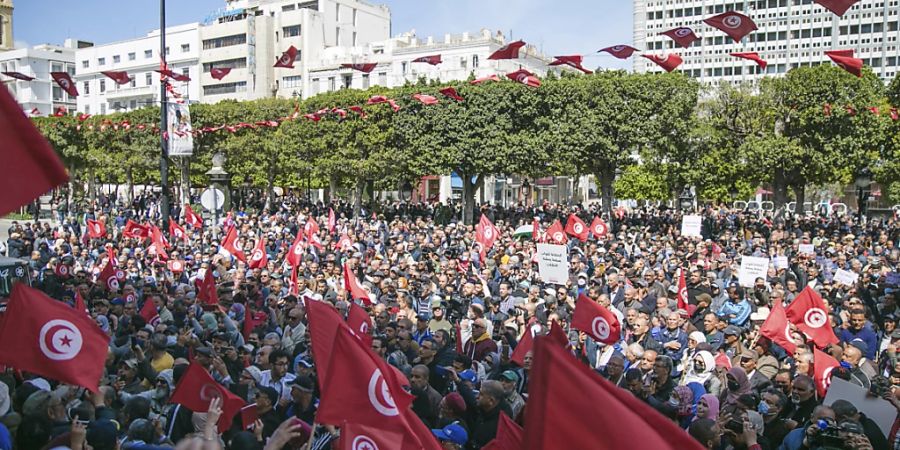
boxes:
[159,0,170,225]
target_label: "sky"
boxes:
[13,0,633,70]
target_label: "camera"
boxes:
[809,418,865,449]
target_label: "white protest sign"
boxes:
[798,244,815,255]
[772,256,788,270]
[833,268,859,286]
[537,243,570,285]
[681,215,702,238]
[825,378,897,437]
[738,256,769,287]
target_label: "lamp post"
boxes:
[679,186,694,212]
[855,168,872,219]
[399,180,413,202]
[159,0,170,226]
[728,186,738,208]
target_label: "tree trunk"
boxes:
[353,178,364,218]
[126,168,134,204]
[181,157,191,206]
[599,163,616,216]
[572,175,582,205]
[461,173,483,225]
[792,185,806,214]
[67,164,76,210]
[773,168,788,209]
[329,175,339,203]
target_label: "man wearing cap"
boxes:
[255,386,284,440]
[499,370,525,418]
[739,350,771,391]
[429,298,453,334]
[285,375,318,424]
[431,422,468,450]
[839,308,878,361]
[413,313,434,345]
[463,318,498,363]
[717,284,751,327]
[722,325,747,366]
[841,342,873,389]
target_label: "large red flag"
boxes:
[168,218,187,242]
[51,72,79,97]
[98,261,124,291]
[523,337,705,450]
[0,85,68,217]
[547,320,569,349]
[785,287,839,348]
[340,422,406,450]
[564,214,589,241]
[759,299,799,354]
[74,292,89,316]
[730,52,768,69]
[813,347,840,398]
[470,74,502,84]
[86,219,106,239]
[506,69,541,87]
[184,204,203,228]
[123,220,150,239]
[598,45,638,59]
[590,216,608,239]
[814,0,860,16]
[220,226,247,262]
[346,301,373,346]
[2,71,35,81]
[0,285,109,391]
[247,238,268,270]
[476,214,498,250]
[827,53,864,77]
[147,225,169,260]
[546,220,568,244]
[483,413,523,450]
[101,70,132,85]
[307,299,351,385]
[140,300,160,327]
[210,67,231,80]
[572,294,621,345]
[703,11,758,42]
[413,93,440,105]
[328,208,336,234]
[511,321,543,366]
[412,55,442,65]
[334,234,354,252]
[344,263,371,305]
[286,231,306,267]
[676,268,689,310]
[169,363,245,433]
[274,46,298,68]
[660,27,699,48]
[439,87,464,102]
[341,63,377,73]
[197,268,219,307]
[641,53,683,72]
[488,40,525,60]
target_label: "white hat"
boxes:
[750,307,771,322]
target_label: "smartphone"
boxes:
[725,418,744,434]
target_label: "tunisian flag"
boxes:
[51,72,79,97]
[590,216,608,239]
[0,83,69,216]
[483,413,524,450]
[641,53,683,72]
[247,238,268,270]
[123,220,150,239]
[476,214,499,250]
[101,71,132,85]
[813,347,840,398]
[210,67,231,80]
[572,293,621,345]
[546,220,568,244]
[703,11,758,42]
[169,363,246,433]
[814,0,860,16]
[759,299,798,354]
[184,204,203,228]
[660,27,699,48]
[86,219,106,238]
[523,338,705,450]
[564,214,589,241]
[328,208,336,233]
[340,422,406,450]
[286,231,306,267]
[98,261,125,291]
[220,226,247,262]
[341,63,377,73]
[676,268,689,310]
[168,218,187,242]
[511,320,544,366]
[0,284,109,392]
[412,55,442,65]
[785,287,839,348]
[140,300,160,327]
[274,46,298,68]
[827,53,864,77]
[344,263,372,305]
[730,52,768,69]
[488,40,525,60]
[598,45,638,59]
[346,301,373,346]
[197,268,219,306]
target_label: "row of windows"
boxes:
[203,81,247,96]
[80,68,189,95]
[202,34,247,50]
[202,58,247,72]
[82,45,191,69]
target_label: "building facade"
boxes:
[1,40,85,115]
[634,0,900,83]
[0,0,12,51]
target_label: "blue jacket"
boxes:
[717,299,751,327]
[839,323,878,360]
[658,327,689,365]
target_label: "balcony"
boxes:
[103,84,156,99]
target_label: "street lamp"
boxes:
[399,180,413,201]
[679,186,694,211]
[855,168,873,218]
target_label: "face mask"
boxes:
[694,361,706,372]
[757,402,770,415]
[728,380,741,391]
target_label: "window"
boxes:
[145,50,153,58]
[146,72,153,86]
[98,57,106,66]
[283,25,301,38]
[83,81,90,95]
[113,55,121,63]
[328,77,335,91]
[362,74,370,89]
[82,60,89,68]
[100,79,106,93]
[53,86,63,101]
[130,100,137,109]
[165,47,170,55]
[182,44,190,52]
[342,74,352,88]
[203,34,247,49]
[472,55,479,68]
[85,105,90,114]
[130,77,136,88]
[282,4,295,11]
[100,104,106,114]
[378,72,387,86]
[202,81,247,96]
[283,75,302,88]
[311,77,319,94]
[202,58,247,72]
[128,52,136,61]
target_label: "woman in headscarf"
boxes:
[680,350,721,396]
[678,331,707,375]
[672,385,696,428]
[721,367,751,412]
[693,393,720,424]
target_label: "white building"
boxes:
[1,40,88,115]
[75,23,200,115]
[633,0,900,83]
[303,29,559,97]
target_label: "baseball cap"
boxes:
[723,325,741,336]
[459,370,478,384]
[500,370,519,382]
[87,419,119,450]
[291,375,315,393]
[431,422,468,446]
[849,338,868,354]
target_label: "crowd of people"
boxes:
[2,195,900,450]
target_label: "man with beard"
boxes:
[787,375,819,426]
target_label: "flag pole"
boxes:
[159,0,171,228]
[303,421,317,450]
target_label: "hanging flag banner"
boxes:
[167,103,194,156]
